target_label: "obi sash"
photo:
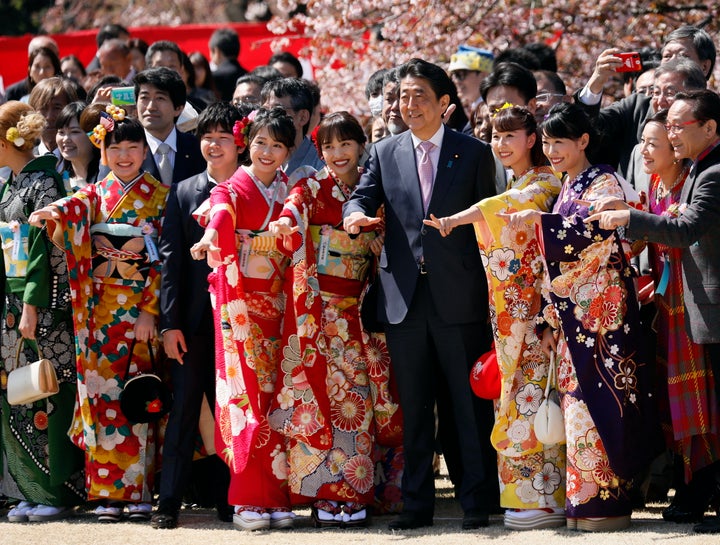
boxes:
[308,224,373,281]
[90,222,158,282]
[235,229,288,286]
[0,221,29,279]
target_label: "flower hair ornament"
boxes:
[88,105,126,149]
[5,127,25,148]
[232,116,252,149]
[491,102,514,118]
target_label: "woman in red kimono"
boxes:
[191,107,299,531]
[268,112,401,527]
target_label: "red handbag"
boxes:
[470,343,501,400]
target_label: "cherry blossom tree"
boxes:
[266,0,719,115]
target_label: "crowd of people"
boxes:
[0,20,719,537]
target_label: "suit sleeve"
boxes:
[627,170,720,247]
[474,140,497,201]
[158,182,184,331]
[343,144,385,219]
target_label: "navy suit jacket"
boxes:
[344,127,495,325]
[159,172,213,335]
[627,143,720,344]
[142,130,206,185]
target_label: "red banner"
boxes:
[0,22,307,92]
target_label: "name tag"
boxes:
[144,234,159,262]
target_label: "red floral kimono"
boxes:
[49,172,167,502]
[200,166,295,509]
[267,166,402,508]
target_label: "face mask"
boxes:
[368,95,383,118]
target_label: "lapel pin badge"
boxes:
[447,154,459,168]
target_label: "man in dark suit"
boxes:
[153,102,244,529]
[133,67,205,185]
[586,89,720,535]
[209,28,247,102]
[343,58,497,530]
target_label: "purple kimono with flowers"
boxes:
[538,164,661,517]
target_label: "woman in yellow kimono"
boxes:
[30,112,168,523]
[424,105,565,530]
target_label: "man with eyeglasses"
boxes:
[532,69,569,125]
[574,25,715,177]
[447,45,494,122]
[585,89,720,535]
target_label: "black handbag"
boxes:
[360,257,384,333]
[119,340,172,423]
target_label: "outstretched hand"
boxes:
[343,212,382,235]
[584,209,630,230]
[190,229,219,261]
[268,218,300,251]
[423,213,456,237]
[28,205,60,227]
[497,209,542,230]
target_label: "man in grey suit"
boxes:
[586,89,720,534]
[343,58,497,530]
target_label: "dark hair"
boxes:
[181,51,196,89]
[105,116,147,147]
[247,106,296,150]
[96,23,129,48]
[250,65,283,82]
[300,78,321,111]
[55,101,86,130]
[78,103,107,132]
[644,108,669,126]
[60,54,87,79]
[261,77,313,135]
[494,48,541,71]
[365,68,388,99]
[541,102,596,143]
[397,58,454,102]
[197,101,244,136]
[492,106,544,167]
[189,51,215,91]
[86,75,123,103]
[134,67,187,109]
[534,69,566,95]
[445,81,469,131]
[523,43,557,72]
[674,89,720,136]
[269,51,303,78]
[209,28,240,59]
[315,111,367,152]
[57,102,101,180]
[27,47,61,90]
[481,62,537,103]
[382,67,401,88]
[236,73,267,89]
[145,40,184,69]
[654,57,706,91]
[664,25,717,79]
[128,38,149,57]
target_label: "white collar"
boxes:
[145,127,178,154]
[410,124,444,149]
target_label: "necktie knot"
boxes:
[158,143,170,156]
[418,140,434,158]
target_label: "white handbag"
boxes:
[534,351,566,445]
[7,339,59,405]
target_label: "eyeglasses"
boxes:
[664,119,700,133]
[535,92,564,103]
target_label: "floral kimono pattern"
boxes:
[50,172,168,502]
[200,166,295,508]
[647,170,720,481]
[474,166,565,509]
[0,155,85,506]
[269,166,402,507]
[538,164,660,518]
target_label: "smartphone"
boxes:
[111,86,136,106]
[615,52,642,73]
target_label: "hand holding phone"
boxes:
[615,52,642,73]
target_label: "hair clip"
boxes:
[310,125,322,157]
[87,111,116,149]
[232,117,251,148]
[5,127,25,148]
[105,104,126,121]
[491,102,515,119]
